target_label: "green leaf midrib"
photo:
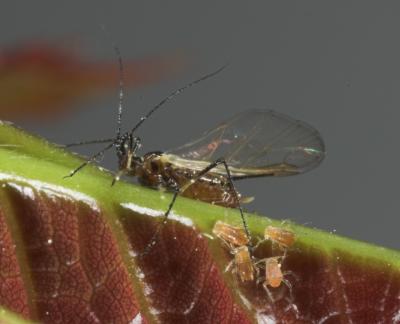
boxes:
[0,121,399,268]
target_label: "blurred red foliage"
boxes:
[0,41,185,121]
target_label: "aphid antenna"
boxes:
[110,36,124,138]
[99,24,125,138]
[65,25,124,148]
[65,28,229,191]
[129,63,229,136]
[64,25,124,178]
[66,64,227,151]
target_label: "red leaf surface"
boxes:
[0,41,184,121]
[120,210,249,323]
[0,121,399,323]
[1,184,141,323]
[0,183,252,323]
[0,204,30,318]
[0,180,399,323]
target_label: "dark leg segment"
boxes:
[63,142,115,178]
[189,158,251,241]
[140,187,180,256]
[140,157,250,256]
[65,138,114,147]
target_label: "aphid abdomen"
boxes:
[135,156,239,208]
[265,226,296,249]
[212,220,249,247]
[234,246,254,282]
[136,168,166,189]
[265,257,283,288]
[181,180,238,207]
[169,168,240,207]
[136,155,170,189]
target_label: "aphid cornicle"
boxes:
[65,45,325,254]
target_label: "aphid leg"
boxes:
[180,157,251,242]
[279,247,288,261]
[280,219,290,227]
[129,65,228,135]
[282,270,299,283]
[280,251,297,300]
[141,157,249,256]
[262,283,276,303]
[252,236,265,251]
[111,169,125,186]
[225,259,235,273]
[64,138,114,147]
[256,276,264,285]
[140,185,180,257]
[271,241,282,254]
[63,142,115,178]
[282,277,294,301]
[217,237,236,252]
[211,158,250,241]
[253,257,260,277]
[254,258,266,266]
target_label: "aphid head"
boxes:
[116,133,141,158]
[115,133,142,171]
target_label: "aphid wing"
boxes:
[166,110,325,177]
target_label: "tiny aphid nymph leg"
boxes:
[251,235,266,251]
[140,157,251,256]
[181,157,251,240]
[217,236,237,252]
[255,252,296,302]
[224,259,235,273]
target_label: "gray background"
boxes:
[1,1,399,249]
